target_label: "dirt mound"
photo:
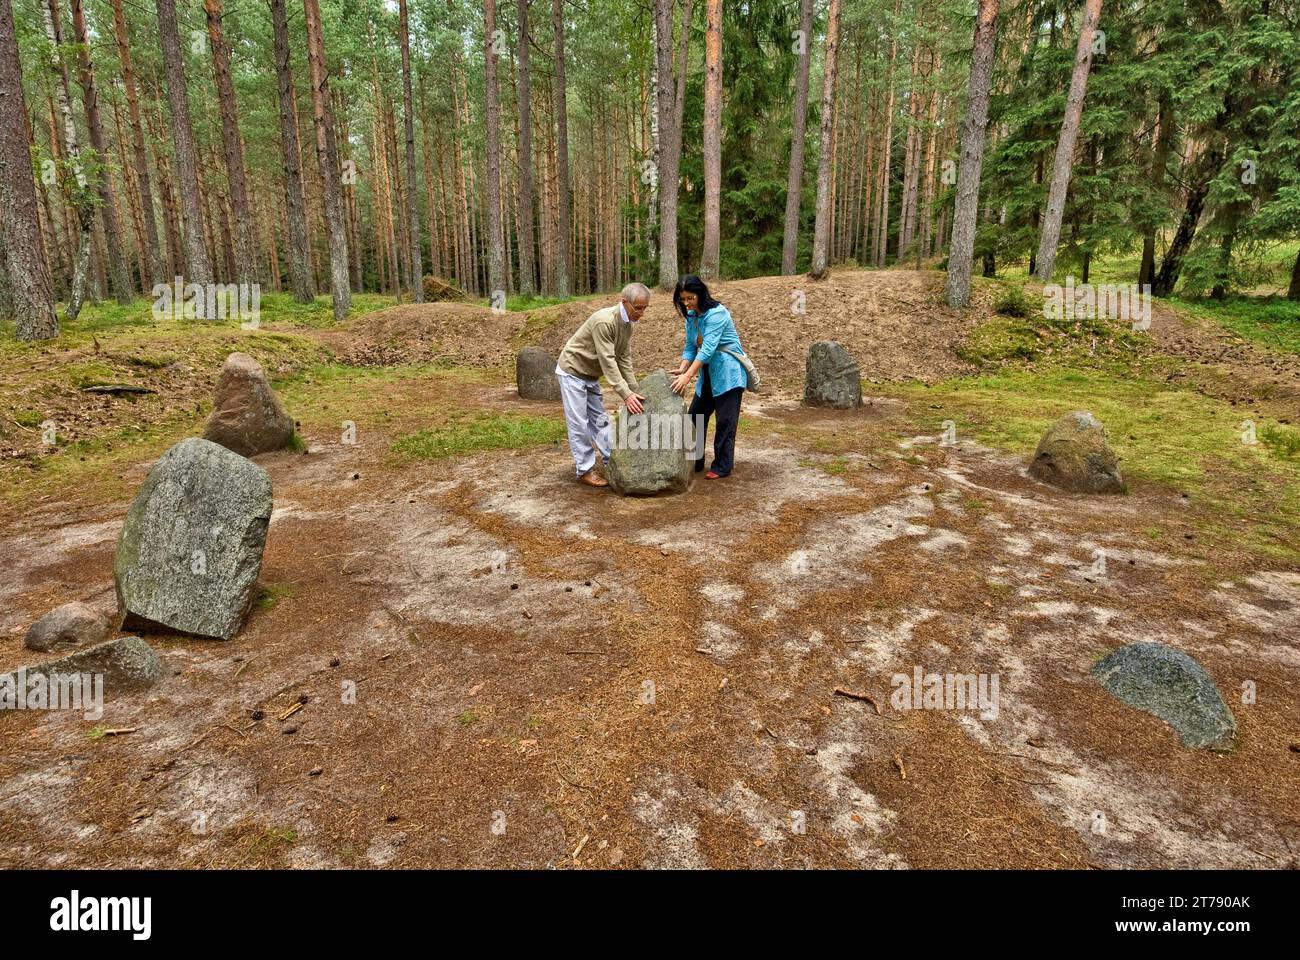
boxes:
[319,302,528,368]
[324,270,992,386]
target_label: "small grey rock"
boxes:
[2,636,163,692]
[1029,411,1124,494]
[804,341,862,409]
[516,346,562,401]
[24,602,109,653]
[1092,642,1237,750]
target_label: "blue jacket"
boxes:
[683,304,749,398]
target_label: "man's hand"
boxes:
[624,393,646,415]
[670,373,692,396]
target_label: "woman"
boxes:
[670,275,748,479]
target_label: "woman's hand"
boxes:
[670,372,691,396]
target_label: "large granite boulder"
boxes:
[24,602,110,653]
[607,370,695,496]
[1092,642,1237,750]
[1029,411,1124,493]
[1,637,164,696]
[114,437,272,640]
[202,352,295,457]
[804,341,862,408]
[516,346,562,401]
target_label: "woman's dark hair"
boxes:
[673,274,721,319]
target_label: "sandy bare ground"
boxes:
[1,373,1297,869]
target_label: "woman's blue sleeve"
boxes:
[682,313,697,362]
[696,307,729,364]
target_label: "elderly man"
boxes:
[555,283,650,487]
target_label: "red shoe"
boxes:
[706,470,722,479]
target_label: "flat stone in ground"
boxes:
[1092,641,1237,750]
[2,636,163,693]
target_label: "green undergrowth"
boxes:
[392,412,567,461]
[880,365,1300,562]
[1166,295,1300,356]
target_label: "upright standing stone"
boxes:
[516,346,562,401]
[115,438,273,640]
[1092,642,1237,750]
[607,370,695,496]
[1029,411,1124,493]
[202,352,295,457]
[804,341,862,408]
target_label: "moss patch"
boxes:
[392,412,567,461]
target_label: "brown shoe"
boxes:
[578,469,608,487]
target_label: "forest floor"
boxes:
[1,267,1298,868]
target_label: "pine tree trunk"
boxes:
[898,42,922,257]
[43,0,94,320]
[808,0,841,279]
[918,58,941,268]
[71,0,131,304]
[1288,249,1300,301]
[155,0,214,288]
[1138,92,1173,288]
[700,0,722,278]
[551,0,571,296]
[1034,0,1102,282]
[1152,142,1222,297]
[781,0,815,275]
[398,0,422,300]
[203,0,256,284]
[270,0,315,303]
[303,0,351,319]
[873,36,897,268]
[654,0,684,290]
[484,0,507,300]
[1,0,58,338]
[515,0,536,297]
[944,0,1000,308]
[109,98,146,287]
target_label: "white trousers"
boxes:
[556,364,611,476]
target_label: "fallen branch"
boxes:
[81,384,156,395]
[832,686,905,722]
[833,686,882,712]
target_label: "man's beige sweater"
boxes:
[556,304,638,399]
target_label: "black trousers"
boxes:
[688,366,743,476]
